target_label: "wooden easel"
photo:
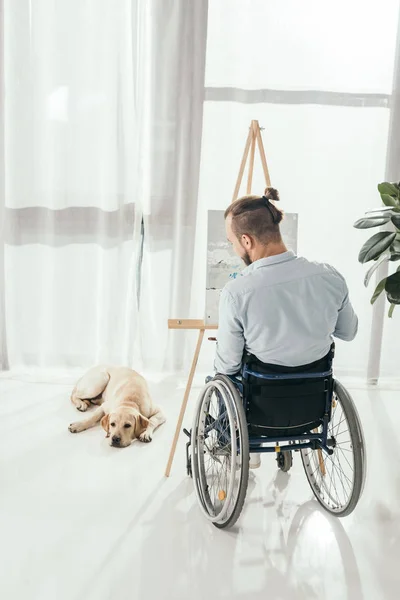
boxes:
[232,119,271,200]
[165,120,271,477]
[164,319,217,477]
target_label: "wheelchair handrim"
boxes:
[191,381,240,525]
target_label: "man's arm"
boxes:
[214,288,245,374]
[334,280,358,341]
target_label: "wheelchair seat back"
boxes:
[242,348,334,438]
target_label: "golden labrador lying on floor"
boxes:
[68,366,165,447]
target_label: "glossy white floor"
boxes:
[1,372,399,600]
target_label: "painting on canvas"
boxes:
[205,210,298,325]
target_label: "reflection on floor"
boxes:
[1,373,399,599]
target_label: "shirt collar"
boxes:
[242,250,296,275]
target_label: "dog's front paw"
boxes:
[139,431,153,443]
[69,422,85,434]
[76,401,88,412]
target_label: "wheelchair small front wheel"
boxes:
[191,375,249,529]
[277,451,293,472]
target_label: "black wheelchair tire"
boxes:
[187,456,193,478]
[212,375,250,529]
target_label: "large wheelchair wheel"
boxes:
[301,379,366,516]
[191,375,249,529]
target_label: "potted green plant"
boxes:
[354,182,400,317]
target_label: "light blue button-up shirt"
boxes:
[214,251,358,375]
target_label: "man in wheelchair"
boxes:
[213,186,358,469]
[189,188,364,528]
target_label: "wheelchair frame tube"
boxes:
[242,367,333,381]
[249,442,321,453]
[249,431,334,455]
[249,433,323,444]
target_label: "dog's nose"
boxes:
[112,436,121,445]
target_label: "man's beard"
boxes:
[242,251,252,266]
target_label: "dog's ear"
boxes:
[135,414,150,437]
[101,414,110,437]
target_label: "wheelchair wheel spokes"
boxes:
[191,377,249,528]
[301,380,365,517]
[317,405,353,507]
[202,394,233,513]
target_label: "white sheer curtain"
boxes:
[0,0,209,373]
[0,0,6,370]
[136,1,208,372]
[192,0,400,378]
[2,0,141,370]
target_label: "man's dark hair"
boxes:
[224,187,284,244]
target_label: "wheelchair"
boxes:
[185,345,366,529]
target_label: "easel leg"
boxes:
[165,328,205,477]
[255,125,271,187]
[317,448,326,477]
[246,121,257,194]
[313,428,326,476]
[232,125,253,202]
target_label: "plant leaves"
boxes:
[364,254,389,287]
[381,194,398,208]
[378,182,400,197]
[391,237,400,253]
[366,207,394,215]
[358,232,396,264]
[367,206,395,213]
[354,215,391,229]
[389,304,396,318]
[385,271,400,304]
[391,214,400,228]
[371,277,387,304]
